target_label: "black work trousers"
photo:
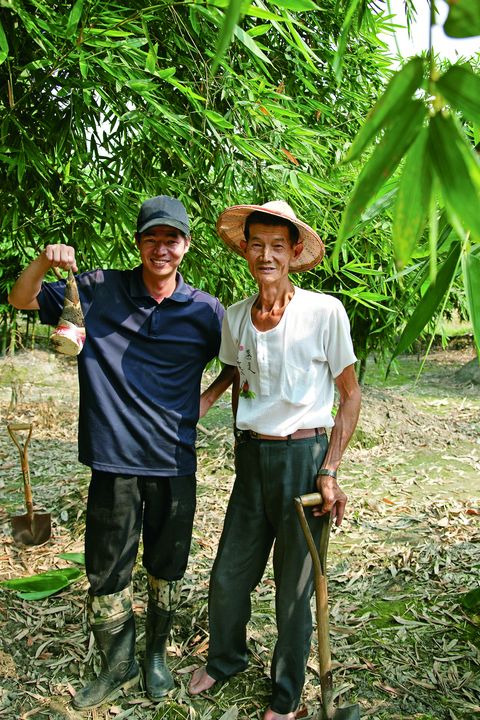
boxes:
[85,470,196,596]
[206,432,328,714]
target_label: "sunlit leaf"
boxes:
[333,0,362,84]
[335,99,426,258]
[428,113,480,240]
[393,127,432,270]
[271,0,318,9]
[444,0,480,38]
[0,20,8,64]
[462,246,480,355]
[205,110,234,129]
[435,64,480,128]
[66,0,84,37]
[390,241,461,362]
[233,25,272,63]
[211,0,243,74]
[344,57,425,163]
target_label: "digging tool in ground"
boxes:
[295,493,360,720]
[7,423,51,546]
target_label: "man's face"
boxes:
[137,225,190,283]
[240,223,303,285]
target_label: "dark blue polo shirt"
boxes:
[37,267,224,476]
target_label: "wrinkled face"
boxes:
[137,225,190,283]
[240,223,303,284]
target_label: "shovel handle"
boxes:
[295,495,335,720]
[7,423,34,516]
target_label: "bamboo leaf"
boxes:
[271,0,318,9]
[205,109,234,129]
[233,25,272,64]
[1,567,84,599]
[211,0,243,74]
[332,0,362,84]
[0,19,9,64]
[393,127,432,270]
[428,113,480,240]
[435,64,480,128]
[390,241,461,361]
[66,0,84,38]
[344,57,425,164]
[334,99,426,259]
[462,246,480,355]
[444,0,480,38]
[57,552,85,565]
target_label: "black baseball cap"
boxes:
[136,195,190,236]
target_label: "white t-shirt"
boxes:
[219,286,357,436]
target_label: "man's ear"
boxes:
[240,239,247,254]
[135,233,141,247]
[293,242,303,259]
[184,235,191,252]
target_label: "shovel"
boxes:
[7,423,52,546]
[295,493,360,720]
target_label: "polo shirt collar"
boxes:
[130,266,192,303]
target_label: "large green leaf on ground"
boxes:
[435,65,480,127]
[0,567,84,600]
[429,113,480,239]
[444,0,480,38]
[344,57,425,164]
[462,245,480,355]
[392,126,432,270]
[334,99,426,258]
[390,240,461,362]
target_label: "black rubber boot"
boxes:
[73,612,140,710]
[144,602,174,700]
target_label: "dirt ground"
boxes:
[0,345,479,720]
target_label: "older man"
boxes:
[189,201,361,720]
[9,195,234,710]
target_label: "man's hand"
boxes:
[44,244,78,272]
[313,475,347,526]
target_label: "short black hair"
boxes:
[244,211,299,245]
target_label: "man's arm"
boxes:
[314,363,361,526]
[8,245,78,310]
[199,364,237,419]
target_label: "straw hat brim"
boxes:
[216,205,325,272]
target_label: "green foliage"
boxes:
[330,1,480,361]
[1,0,421,364]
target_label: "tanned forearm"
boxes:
[199,364,237,418]
[314,363,361,526]
[320,364,361,472]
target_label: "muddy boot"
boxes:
[73,588,140,710]
[144,576,182,700]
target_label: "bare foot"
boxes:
[188,667,217,695]
[263,708,296,720]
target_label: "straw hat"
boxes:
[216,200,324,272]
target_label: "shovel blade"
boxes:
[10,512,52,546]
[332,705,361,720]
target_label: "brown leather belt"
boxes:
[235,427,326,441]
